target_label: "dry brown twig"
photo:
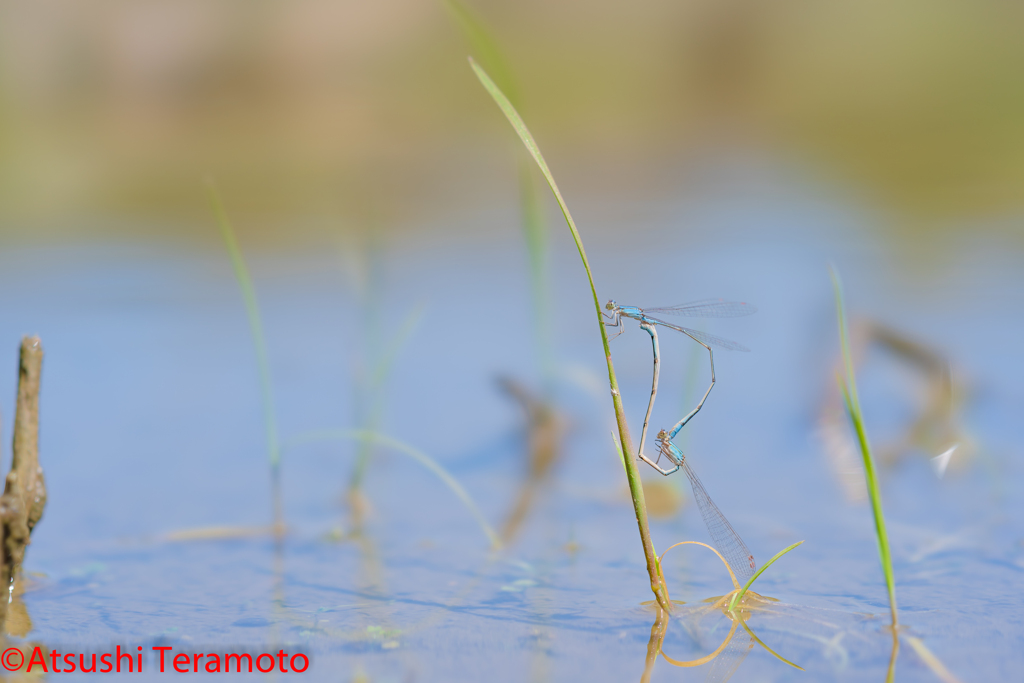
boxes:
[0,337,47,630]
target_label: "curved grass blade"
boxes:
[445,0,521,108]
[470,58,670,609]
[447,1,553,388]
[285,429,500,549]
[659,540,740,590]
[727,540,804,612]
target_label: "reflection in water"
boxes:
[642,541,804,680]
[642,595,798,683]
[703,624,755,682]
[497,377,563,544]
[642,582,965,683]
[3,234,1008,679]
[819,318,974,501]
[343,233,426,534]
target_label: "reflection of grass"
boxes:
[471,59,670,610]
[655,540,805,671]
[829,266,898,629]
[906,636,965,683]
[497,378,562,542]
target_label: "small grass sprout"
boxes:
[727,540,804,612]
[657,540,803,617]
[829,265,898,628]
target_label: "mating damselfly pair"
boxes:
[604,298,758,580]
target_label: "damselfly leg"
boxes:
[603,298,755,469]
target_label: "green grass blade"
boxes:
[470,58,670,611]
[727,541,804,612]
[469,60,593,287]
[518,158,553,390]
[830,265,898,626]
[446,3,552,389]
[445,1,521,108]
[286,429,500,549]
[371,302,427,388]
[350,303,427,492]
[206,180,280,471]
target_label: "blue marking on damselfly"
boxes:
[603,299,755,462]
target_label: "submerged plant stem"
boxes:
[830,266,898,628]
[470,58,669,610]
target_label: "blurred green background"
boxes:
[2,0,1023,245]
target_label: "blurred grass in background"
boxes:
[1,0,1023,244]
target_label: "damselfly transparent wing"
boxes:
[681,459,757,583]
[655,321,751,352]
[646,299,756,318]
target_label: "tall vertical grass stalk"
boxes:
[447,1,553,390]
[830,266,897,627]
[518,160,554,391]
[207,181,283,523]
[470,59,670,611]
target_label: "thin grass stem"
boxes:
[830,266,898,627]
[518,159,553,391]
[447,2,553,391]
[470,58,669,610]
[206,180,280,473]
[349,303,427,493]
